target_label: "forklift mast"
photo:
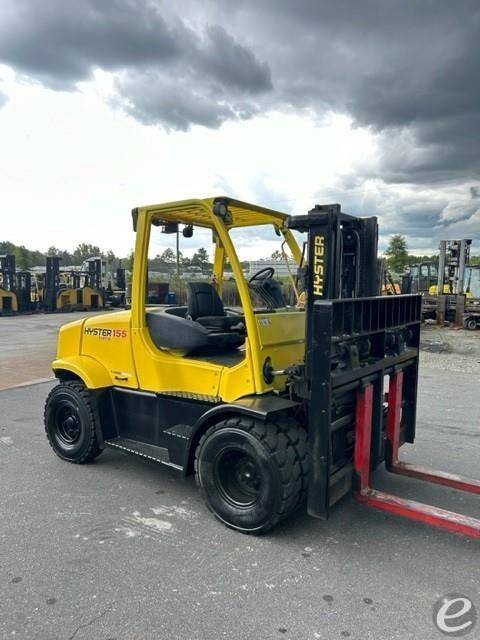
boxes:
[0,254,17,292]
[437,239,471,295]
[87,258,103,291]
[45,256,61,312]
[436,239,472,326]
[289,203,379,302]
[116,267,126,291]
[288,205,422,519]
[286,205,480,537]
[16,271,33,312]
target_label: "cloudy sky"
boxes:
[0,0,479,259]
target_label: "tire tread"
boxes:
[194,413,308,534]
[44,381,102,464]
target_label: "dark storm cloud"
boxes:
[111,22,271,129]
[0,0,180,88]
[0,0,271,127]
[0,0,479,247]
[1,0,478,174]
[113,72,260,130]
[232,0,480,184]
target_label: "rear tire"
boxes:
[195,415,308,534]
[44,381,103,463]
[464,317,478,331]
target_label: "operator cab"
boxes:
[144,207,300,360]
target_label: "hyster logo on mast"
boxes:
[313,234,325,297]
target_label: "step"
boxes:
[104,437,181,470]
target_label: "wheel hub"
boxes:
[215,449,262,507]
[56,406,81,444]
[234,459,261,494]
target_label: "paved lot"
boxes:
[0,314,479,638]
[0,368,479,637]
[0,312,107,390]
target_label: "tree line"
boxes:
[2,236,477,274]
[147,248,250,272]
[0,242,225,273]
[0,241,121,270]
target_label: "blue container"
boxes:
[167,291,177,304]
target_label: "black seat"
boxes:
[186,282,241,332]
[147,309,244,356]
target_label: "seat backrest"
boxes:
[187,282,225,320]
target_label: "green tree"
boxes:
[0,241,16,255]
[126,250,134,272]
[385,235,409,273]
[47,246,62,256]
[160,248,176,264]
[15,246,31,269]
[181,253,191,268]
[59,250,76,266]
[191,247,209,268]
[270,249,282,261]
[74,243,102,264]
[105,250,117,265]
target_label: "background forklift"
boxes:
[401,261,438,294]
[0,254,37,313]
[421,239,479,328]
[44,198,480,537]
[0,254,19,314]
[40,256,104,312]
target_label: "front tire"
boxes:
[195,415,308,534]
[44,381,103,463]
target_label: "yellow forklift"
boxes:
[42,256,104,312]
[57,270,104,311]
[43,198,480,537]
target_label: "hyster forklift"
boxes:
[44,198,480,537]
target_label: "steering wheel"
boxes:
[248,266,275,283]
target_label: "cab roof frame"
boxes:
[131,196,289,232]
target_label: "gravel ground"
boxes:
[420,325,480,373]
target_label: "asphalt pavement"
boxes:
[1,361,479,639]
[0,311,107,390]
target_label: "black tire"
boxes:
[44,381,103,463]
[464,317,478,331]
[194,415,308,534]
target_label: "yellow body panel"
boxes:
[53,196,307,401]
[428,284,473,298]
[256,310,305,388]
[57,288,76,309]
[53,355,112,388]
[0,289,18,312]
[132,326,223,397]
[218,348,254,402]
[81,311,137,388]
[56,287,104,310]
[82,287,104,309]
